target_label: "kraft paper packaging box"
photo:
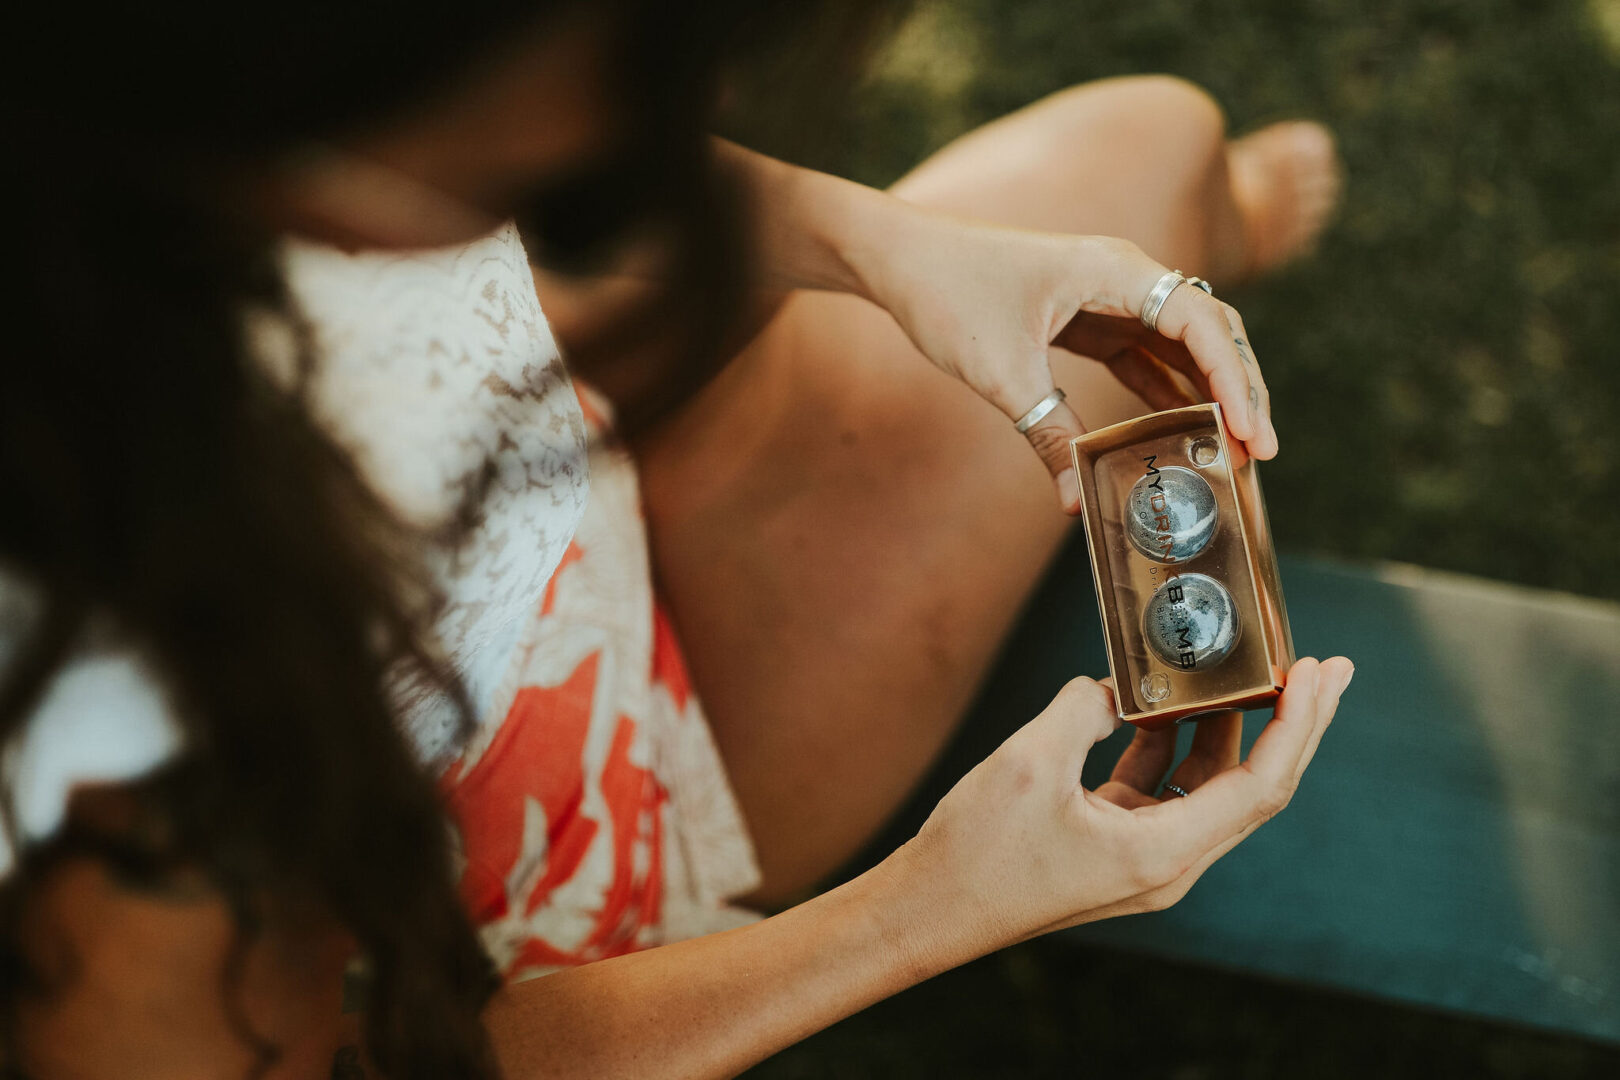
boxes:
[1068,403,1295,729]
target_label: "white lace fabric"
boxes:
[284,223,589,762]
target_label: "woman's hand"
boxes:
[715,144,1276,514]
[894,656,1352,964]
[294,139,1280,503]
[849,207,1279,513]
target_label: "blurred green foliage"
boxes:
[748,0,1620,600]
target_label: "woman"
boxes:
[4,1,1352,1076]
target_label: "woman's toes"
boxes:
[1227,120,1344,278]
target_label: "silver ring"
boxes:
[1184,276,1214,297]
[1138,270,1187,332]
[1161,782,1190,799]
[1013,388,1066,434]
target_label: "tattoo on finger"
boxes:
[1233,335,1256,367]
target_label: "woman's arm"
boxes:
[486,847,949,1080]
[713,140,1279,512]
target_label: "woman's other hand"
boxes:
[852,209,1279,514]
[895,656,1351,963]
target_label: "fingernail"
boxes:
[1337,665,1355,694]
[1058,467,1081,511]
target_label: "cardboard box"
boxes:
[1069,403,1294,728]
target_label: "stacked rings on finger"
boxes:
[1161,782,1190,799]
[1013,388,1067,433]
[1139,270,1215,332]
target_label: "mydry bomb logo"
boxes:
[1143,454,1196,670]
[1140,455,1179,564]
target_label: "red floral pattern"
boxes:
[439,389,759,981]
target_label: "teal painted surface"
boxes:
[941,541,1620,1044]
[1041,555,1620,1043]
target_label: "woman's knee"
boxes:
[1050,74,1228,167]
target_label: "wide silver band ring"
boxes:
[1013,388,1066,434]
[1161,782,1191,799]
[1139,271,1214,332]
[1138,270,1187,332]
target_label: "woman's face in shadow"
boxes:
[256,16,623,252]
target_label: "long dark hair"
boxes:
[2,2,898,1076]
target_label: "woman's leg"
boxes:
[565,76,1338,901]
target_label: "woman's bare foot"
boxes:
[1227,120,1343,279]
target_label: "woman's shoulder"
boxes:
[0,572,183,878]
